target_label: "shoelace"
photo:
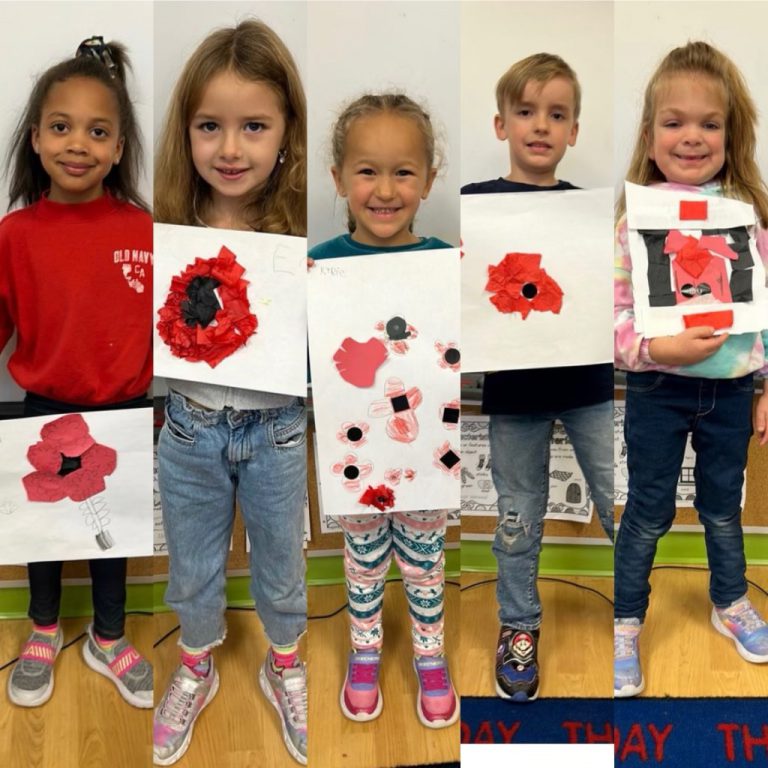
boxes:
[283,673,308,728]
[725,602,766,633]
[419,666,448,693]
[159,680,196,727]
[614,629,639,659]
[350,660,378,685]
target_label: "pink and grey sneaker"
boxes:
[712,596,768,663]
[339,650,383,722]
[413,654,458,728]
[7,625,63,707]
[81,624,153,708]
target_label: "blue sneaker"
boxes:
[712,596,768,664]
[614,618,644,697]
[495,626,539,702]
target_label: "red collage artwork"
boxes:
[485,252,563,318]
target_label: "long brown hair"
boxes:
[6,39,147,210]
[154,20,306,236]
[617,41,768,227]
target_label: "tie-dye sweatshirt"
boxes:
[614,181,768,379]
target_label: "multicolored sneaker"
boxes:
[259,649,308,765]
[614,618,644,697]
[7,626,63,707]
[340,650,383,722]
[413,654,458,728]
[153,658,220,766]
[495,625,539,702]
[82,624,153,708]
[712,596,768,663]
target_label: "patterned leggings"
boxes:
[338,509,447,656]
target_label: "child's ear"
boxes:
[114,136,125,166]
[421,167,438,200]
[30,125,40,154]
[493,113,508,141]
[568,120,579,147]
[331,166,346,197]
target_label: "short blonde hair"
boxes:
[496,53,581,119]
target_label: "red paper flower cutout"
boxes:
[359,484,396,511]
[486,252,563,318]
[331,453,373,492]
[375,316,419,355]
[157,245,257,368]
[333,337,388,387]
[433,441,461,478]
[22,414,117,503]
[436,342,461,372]
[337,421,370,447]
[368,377,423,443]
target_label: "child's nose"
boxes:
[219,130,242,158]
[375,176,395,198]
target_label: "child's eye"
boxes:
[91,127,109,139]
[517,109,532,117]
[244,121,265,133]
[551,112,566,121]
[704,121,721,130]
[357,168,375,176]
[197,121,219,133]
[50,122,68,134]
[662,120,680,129]
[395,169,414,177]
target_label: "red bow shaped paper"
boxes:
[485,252,563,318]
[157,246,257,368]
[664,231,737,278]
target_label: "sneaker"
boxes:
[413,655,458,728]
[7,626,64,707]
[495,626,539,702]
[614,618,645,697]
[153,658,220,766]
[82,624,153,708]
[712,596,768,663]
[340,650,383,722]
[259,649,308,765]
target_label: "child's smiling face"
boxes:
[648,73,726,186]
[31,77,124,204]
[495,77,578,186]
[331,112,436,248]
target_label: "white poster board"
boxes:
[153,223,307,396]
[0,409,153,564]
[625,182,768,338]
[308,250,461,516]
[461,189,613,373]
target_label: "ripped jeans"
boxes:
[158,390,308,649]
[489,401,614,629]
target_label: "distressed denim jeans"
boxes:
[615,372,753,621]
[489,400,614,629]
[158,390,307,648]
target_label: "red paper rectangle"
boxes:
[683,310,734,330]
[679,200,708,220]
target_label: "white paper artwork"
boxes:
[625,182,768,338]
[308,250,461,516]
[0,408,154,564]
[460,189,614,373]
[461,415,593,524]
[153,223,307,396]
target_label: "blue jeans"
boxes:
[158,390,307,648]
[489,400,614,629]
[615,372,753,620]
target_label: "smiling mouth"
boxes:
[527,142,552,149]
[368,207,401,216]
[674,154,708,162]
[215,167,249,179]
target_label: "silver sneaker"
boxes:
[7,627,63,707]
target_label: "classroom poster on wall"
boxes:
[153,223,307,396]
[625,182,768,338]
[308,249,461,516]
[0,409,153,564]
[461,189,614,373]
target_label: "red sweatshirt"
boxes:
[0,193,152,405]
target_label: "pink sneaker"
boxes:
[413,655,458,728]
[339,650,383,721]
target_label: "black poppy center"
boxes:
[181,276,221,328]
[442,407,460,424]
[343,465,360,480]
[385,316,410,341]
[440,449,460,469]
[346,427,363,442]
[58,454,82,477]
[391,394,410,413]
[443,348,460,365]
[521,282,538,299]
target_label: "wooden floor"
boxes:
[0,614,152,768]
[460,571,614,698]
[640,565,768,697]
[154,609,306,768]
[307,581,460,768]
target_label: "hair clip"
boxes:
[76,36,117,79]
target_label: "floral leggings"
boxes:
[338,509,447,656]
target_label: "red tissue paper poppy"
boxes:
[486,252,563,319]
[157,245,257,368]
[359,484,396,511]
[22,414,117,503]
